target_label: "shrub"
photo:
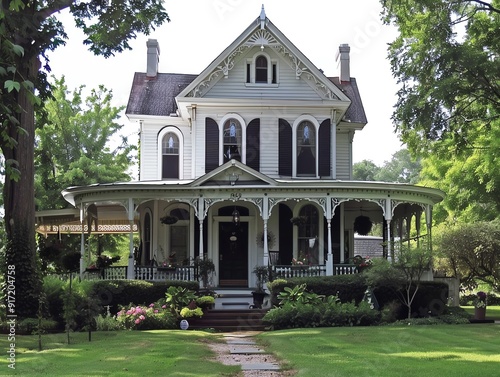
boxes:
[95,314,123,331]
[88,280,199,314]
[263,295,381,330]
[180,307,203,318]
[14,318,59,335]
[116,303,177,330]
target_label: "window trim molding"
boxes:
[219,113,247,165]
[246,51,278,85]
[157,126,184,180]
[292,115,320,178]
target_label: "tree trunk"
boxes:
[3,54,40,318]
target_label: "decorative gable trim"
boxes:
[179,12,349,103]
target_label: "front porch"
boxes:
[81,263,356,282]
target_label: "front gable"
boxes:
[191,159,276,187]
[176,8,350,119]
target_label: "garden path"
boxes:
[208,331,295,376]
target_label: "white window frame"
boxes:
[292,115,320,178]
[157,126,184,180]
[245,51,279,86]
[219,114,247,165]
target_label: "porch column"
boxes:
[127,198,135,279]
[79,204,85,278]
[426,204,433,252]
[326,195,333,276]
[339,203,345,263]
[198,197,205,259]
[262,195,269,266]
[385,198,393,261]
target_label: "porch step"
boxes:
[188,309,269,332]
[214,289,256,310]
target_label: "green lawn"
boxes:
[2,324,499,376]
[0,330,239,376]
[258,324,500,377]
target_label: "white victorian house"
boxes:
[37,8,444,288]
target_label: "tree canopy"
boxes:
[35,76,133,210]
[0,0,169,317]
[381,0,499,222]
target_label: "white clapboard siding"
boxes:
[140,124,159,180]
[336,132,351,180]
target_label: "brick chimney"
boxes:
[335,44,350,82]
[146,39,160,78]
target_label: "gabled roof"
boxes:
[191,159,277,187]
[125,8,370,125]
[176,12,349,104]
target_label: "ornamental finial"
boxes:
[260,4,266,29]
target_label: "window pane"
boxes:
[162,133,179,154]
[255,55,267,83]
[223,119,242,162]
[297,122,316,175]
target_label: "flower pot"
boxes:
[251,291,268,309]
[474,307,486,320]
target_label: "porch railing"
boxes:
[134,265,196,282]
[272,264,327,279]
[334,264,358,275]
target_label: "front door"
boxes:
[219,222,248,287]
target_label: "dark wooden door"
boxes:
[218,222,248,287]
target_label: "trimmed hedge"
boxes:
[268,275,449,320]
[88,280,199,315]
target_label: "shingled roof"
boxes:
[329,77,367,124]
[126,73,197,117]
[126,72,366,125]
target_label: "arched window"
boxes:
[166,207,190,266]
[223,119,242,163]
[158,128,183,179]
[296,121,316,176]
[255,55,268,83]
[297,204,319,264]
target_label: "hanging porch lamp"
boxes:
[232,207,240,225]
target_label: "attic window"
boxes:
[255,55,267,83]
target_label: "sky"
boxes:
[47,0,403,167]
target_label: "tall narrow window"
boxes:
[162,133,179,179]
[296,121,316,176]
[297,205,319,264]
[223,119,242,163]
[255,55,268,83]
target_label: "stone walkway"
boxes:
[208,331,294,376]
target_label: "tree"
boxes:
[35,76,133,210]
[353,149,421,183]
[353,160,380,181]
[375,149,421,184]
[435,221,500,292]
[0,1,169,317]
[381,0,500,222]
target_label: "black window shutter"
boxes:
[278,118,292,176]
[205,117,219,173]
[246,118,260,171]
[319,119,331,177]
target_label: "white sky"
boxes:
[47,0,403,167]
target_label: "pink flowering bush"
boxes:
[116,303,177,330]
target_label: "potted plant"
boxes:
[160,215,178,225]
[474,291,487,320]
[194,256,215,289]
[251,265,270,309]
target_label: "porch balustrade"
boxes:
[134,265,196,282]
[334,264,358,275]
[272,264,327,279]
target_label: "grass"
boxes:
[258,324,500,377]
[2,322,499,376]
[0,330,239,376]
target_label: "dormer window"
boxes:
[246,52,278,85]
